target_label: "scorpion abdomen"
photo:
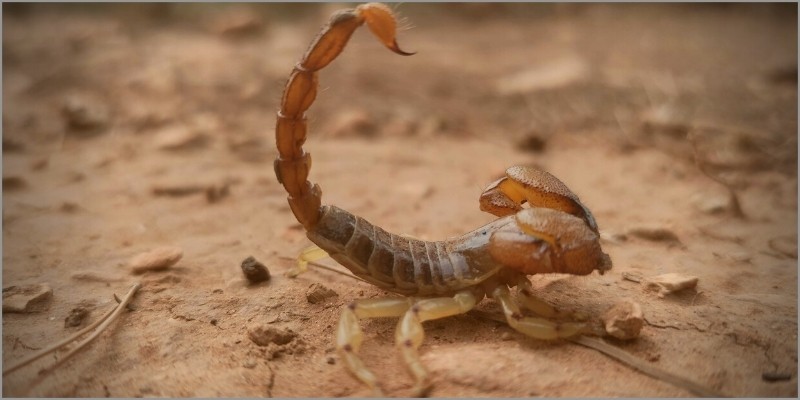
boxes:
[308,205,478,296]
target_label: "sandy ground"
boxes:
[2,3,798,397]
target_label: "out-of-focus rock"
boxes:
[3,283,53,313]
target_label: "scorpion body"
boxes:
[274,3,611,396]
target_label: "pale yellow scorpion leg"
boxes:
[337,297,412,396]
[285,245,329,277]
[515,279,590,322]
[337,291,477,396]
[492,286,584,340]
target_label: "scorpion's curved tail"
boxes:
[274,3,413,230]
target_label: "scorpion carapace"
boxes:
[274,3,612,396]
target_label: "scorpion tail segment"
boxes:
[300,9,363,72]
[357,3,416,56]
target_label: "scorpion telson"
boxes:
[274,3,612,396]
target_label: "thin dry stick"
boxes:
[468,309,725,398]
[3,303,117,376]
[570,336,726,398]
[2,282,141,378]
[35,282,142,377]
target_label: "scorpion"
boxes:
[273,3,612,396]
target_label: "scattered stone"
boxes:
[205,182,231,203]
[64,306,91,328]
[691,192,730,215]
[3,138,25,153]
[242,359,258,369]
[3,176,27,191]
[600,231,628,245]
[248,324,298,347]
[494,56,588,95]
[602,299,644,340]
[129,246,183,274]
[30,158,49,171]
[62,94,110,133]
[154,125,208,151]
[326,356,336,365]
[326,109,375,138]
[152,183,206,197]
[627,226,681,245]
[765,65,797,86]
[762,371,792,382]
[306,283,338,304]
[3,283,53,313]
[60,202,80,213]
[644,273,699,298]
[621,271,643,283]
[640,104,690,140]
[240,256,270,284]
[515,131,548,153]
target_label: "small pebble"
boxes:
[602,298,644,340]
[3,283,53,313]
[64,307,90,328]
[306,283,338,304]
[326,356,336,365]
[645,273,699,298]
[154,125,208,151]
[3,176,27,191]
[627,226,681,244]
[762,371,792,382]
[129,246,183,274]
[242,359,257,369]
[248,324,297,347]
[240,256,270,284]
[62,94,109,132]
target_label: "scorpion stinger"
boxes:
[274,3,611,396]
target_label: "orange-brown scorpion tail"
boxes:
[274,3,413,230]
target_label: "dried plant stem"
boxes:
[2,282,141,377]
[469,309,725,398]
[570,336,725,398]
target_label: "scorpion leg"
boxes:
[479,166,599,233]
[285,245,329,277]
[492,286,584,340]
[395,291,477,396]
[337,297,413,396]
[515,278,589,321]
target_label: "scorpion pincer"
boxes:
[273,3,612,396]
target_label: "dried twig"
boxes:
[2,282,141,377]
[468,309,726,398]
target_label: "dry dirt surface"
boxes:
[2,3,797,398]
